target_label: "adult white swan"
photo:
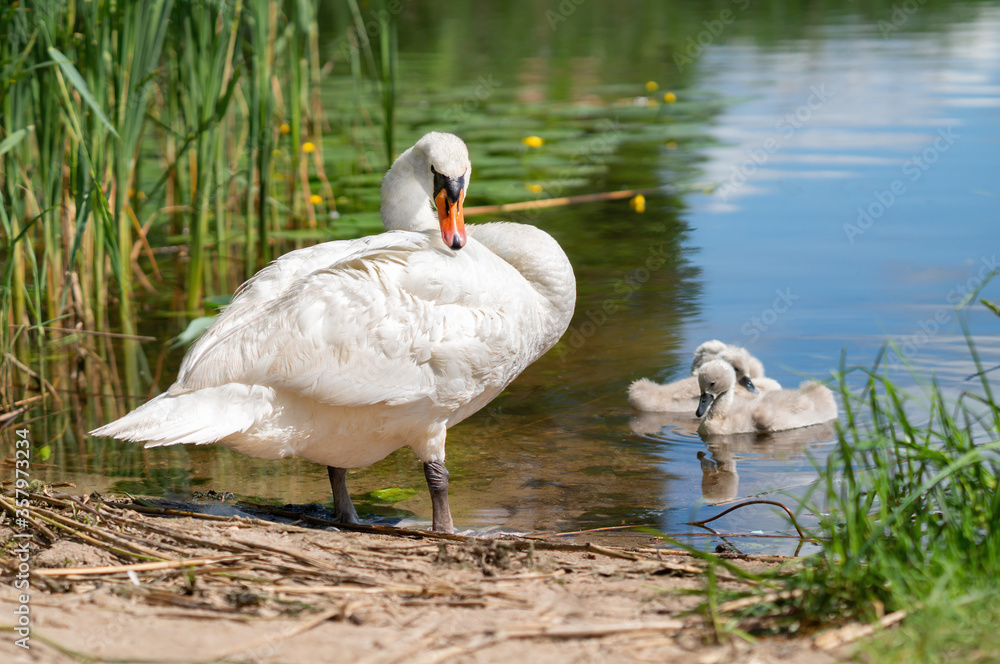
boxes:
[92,132,577,533]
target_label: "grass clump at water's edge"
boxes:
[803,350,997,659]
[684,306,1000,661]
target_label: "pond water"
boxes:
[35,1,1000,555]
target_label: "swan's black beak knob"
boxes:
[696,392,715,418]
[739,376,759,394]
[434,170,467,250]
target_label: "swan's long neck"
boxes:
[705,387,735,421]
[381,146,436,233]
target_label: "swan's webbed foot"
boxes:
[327,466,360,525]
[423,460,454,533]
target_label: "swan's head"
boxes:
[717,349,759,395]
[695,359,737,418]
[386,132,471,250]
[690,339,729,374]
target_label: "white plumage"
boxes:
[92,132,576,533]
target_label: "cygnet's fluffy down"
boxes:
[695,359,837,435]
[689,339,729,374]
[628,340,780,413]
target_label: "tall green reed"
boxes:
[378,3,397,166]
[172,0,242,310]
[244,0,277,274]
[343,0,398,170]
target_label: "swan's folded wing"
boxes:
[173,238,509,409]
[178,234,417,376]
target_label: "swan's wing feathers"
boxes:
[261,256,436,406]
[176,239,518,409]
[178,235,422,378]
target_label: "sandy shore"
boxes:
[0,493,859,663]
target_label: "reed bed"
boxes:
[0,0,392,416]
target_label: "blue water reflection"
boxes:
[628,5,999,553]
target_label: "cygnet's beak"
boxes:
[739,376,759,394]
[434,170,467,250]
[696,392,714,418]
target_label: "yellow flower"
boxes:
[271,149,282,158]
[666,141,678,149]
[526,183,543,193]
[302,141,316,153]
[522,136,544,148]
[309,194,323,205]
[629,194,646,213]
[279,123,291,135]
[664,92,677,103]
[645,81,659,92]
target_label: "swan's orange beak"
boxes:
[435,188,466,250]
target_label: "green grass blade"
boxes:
[46,46,120,140]
[0,126,32,157]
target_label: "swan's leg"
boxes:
[423,460,454,533]
[327,467,360,525]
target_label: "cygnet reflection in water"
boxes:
[696,422,837,504]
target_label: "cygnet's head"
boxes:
[690,339,729,374]
[717,349,759,395]
[695,359,738,418]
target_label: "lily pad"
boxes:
[368,487,419,503]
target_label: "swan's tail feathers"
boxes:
[90,384,271,447]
